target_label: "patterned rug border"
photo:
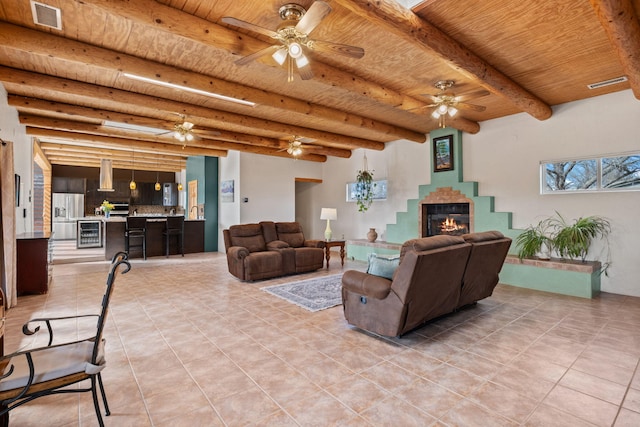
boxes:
[260,274,344,312]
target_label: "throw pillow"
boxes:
[367,253,400,279]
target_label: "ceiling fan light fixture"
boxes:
[448,107,458,116]
[437,104,448,115]
[272,48,287,65]
[295,54,309,68]
[186,133,194,141]
[431,110,441,119]
[288,42,303,58]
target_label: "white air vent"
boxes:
[587,76,628,90]
[30,1,62,30]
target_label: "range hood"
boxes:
[98,159,115,192]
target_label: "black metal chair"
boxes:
[163,216,184,257]
[125,216,147,260]
[0,252,131,427]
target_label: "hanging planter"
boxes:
[355,154,376,212]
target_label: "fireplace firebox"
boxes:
[422,203,470,237]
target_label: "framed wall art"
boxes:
[433,135,454,172]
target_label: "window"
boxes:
[542,153,640,193]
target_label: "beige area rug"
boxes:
[261,273,344,312]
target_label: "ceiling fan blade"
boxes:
[295,1,332,35]
[220,17,279,39]
[193,129,221,136]
[407,103,439,112]
[296,137,315,143]
[456,101,486,112]
[420,94,442,103]
[456,89,491,102]
[235,45,282,66]
[307,39,364,59]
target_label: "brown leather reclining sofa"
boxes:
[341,231,511,337]
[223,221,325,281]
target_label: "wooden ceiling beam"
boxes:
[20,114,346,159]
[44,157,185,171]
[589,0,640,99]
[9,96,329,151]
[0,22,424,143]
[27,128,327,162]
[334,0,553,121]
[43,154,185,170]
[26,128,227,158]
[0,66,384,151]
[40,142,186,163]
[79,0,432,117]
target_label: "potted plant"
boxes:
[515,217,555,260]
[355,168,376,212]
[515,212,612,274]
[551,213,611,262]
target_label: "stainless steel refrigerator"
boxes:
[52,193,85,240]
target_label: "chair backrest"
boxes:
[274,222,305,248]
[92,252,131,363]
[166,215,184,231]
[458,231,512,308]
[223,223,266,253]
[126,216,147,230]
[391,235,472,334]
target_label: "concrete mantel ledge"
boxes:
[504,255,601,274]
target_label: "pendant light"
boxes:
[129,149,137,190]
[154,160,161,191]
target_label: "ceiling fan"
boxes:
[279,136,315,157]
[221,1,365,82]
[413,80,490,128]
[164,114,220,147]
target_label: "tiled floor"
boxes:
[4,252,640,426]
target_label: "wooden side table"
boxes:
[324,240,345,268]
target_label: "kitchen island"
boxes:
[103,216,205,259]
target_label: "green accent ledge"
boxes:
[500,256,601,298]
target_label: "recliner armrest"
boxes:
[342,270,392,299]
[227,246,250,259]
[304,239,325,249]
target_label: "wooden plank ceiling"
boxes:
[0,0,638,172]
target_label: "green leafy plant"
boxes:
[515,218,555,260]
[550,213,611,262]
[355,168,376,212]
[515,212,612,274]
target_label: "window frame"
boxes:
[540,151,640,195]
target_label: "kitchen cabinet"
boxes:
[17,232,51,295]
[52,177,85,193]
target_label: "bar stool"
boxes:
[125,216,147,260]
[163,216,184,257]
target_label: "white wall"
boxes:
[0,85,32,235]
[218,151,323,249]
[304,140,431,243]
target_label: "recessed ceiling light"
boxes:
[122,73,256,107]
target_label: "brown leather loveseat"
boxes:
[223,221,325,281]
[341,231,511,337]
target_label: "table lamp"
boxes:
[320,208,337,241]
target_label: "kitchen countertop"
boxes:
[81,215,205,222]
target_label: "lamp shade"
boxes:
[320,208,337,221]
